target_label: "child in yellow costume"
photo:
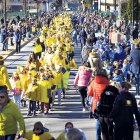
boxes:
[24,122,55,140]
[0,56,12,90]
[21,72,32,107]
[62,68,70,99]
[26,77,41,116]
[19,66,28,91]
[38,73,51,115]
[52,65,63,106]
[44,47,54,65]
[53,50,67,69]
[33,38,42,59]
[32,25,38,36]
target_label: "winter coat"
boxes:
[53,72,63,89]
[57,132,66,140]
[132,28,138,40]
[88,53,102,72]
[26,83,41,101]
[0,100,25,136]
[74,66,92,87]
[53,56,67,69]
[63,71,70,89]
[113,50,126,62]
[96,85,119,117]
[110,91,140,127]
[88,76,109,112]
[130,47,140,74]
[82,45,92,62]
[0,65,12,90]
[24,130,54,140]
[39,80,51,103]
[19,73,28,90]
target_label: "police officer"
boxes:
[110,82,140,140]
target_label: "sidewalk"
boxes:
[0,36,35,60]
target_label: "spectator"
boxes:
[0,89,25,140]
[57,122,74,140]
[79,28,87,49]
[95,85,119,140]
[8,25,14,46]
[130,41,140,95]
[74,62,92,111]
[66,128,85,140]
[88,69,109,140]
[87,49,102,73]
[81,38,93,63]
[1,26,8,51]
[15,28,22,53]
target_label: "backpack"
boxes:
[96,88,118,117]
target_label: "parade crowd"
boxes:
[0,11,140,140]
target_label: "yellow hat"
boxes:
[0,56,4,62]
[31,70,38,77]
[132,39,139,44]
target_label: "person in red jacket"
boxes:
[88,69,109,140]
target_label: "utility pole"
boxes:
[3,0,7,29]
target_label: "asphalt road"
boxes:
[5,40,139,140]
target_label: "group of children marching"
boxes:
[9,14,77,116]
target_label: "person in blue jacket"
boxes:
[1,26,8,51]
[15,28,22,53]
[113,45,126,62]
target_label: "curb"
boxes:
[4,37,35,60]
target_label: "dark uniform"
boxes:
[110,91,140,140]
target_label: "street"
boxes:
[4,40,139,140]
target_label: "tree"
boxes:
[126,0,132,21]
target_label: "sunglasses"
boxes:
[0,96,5,99]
